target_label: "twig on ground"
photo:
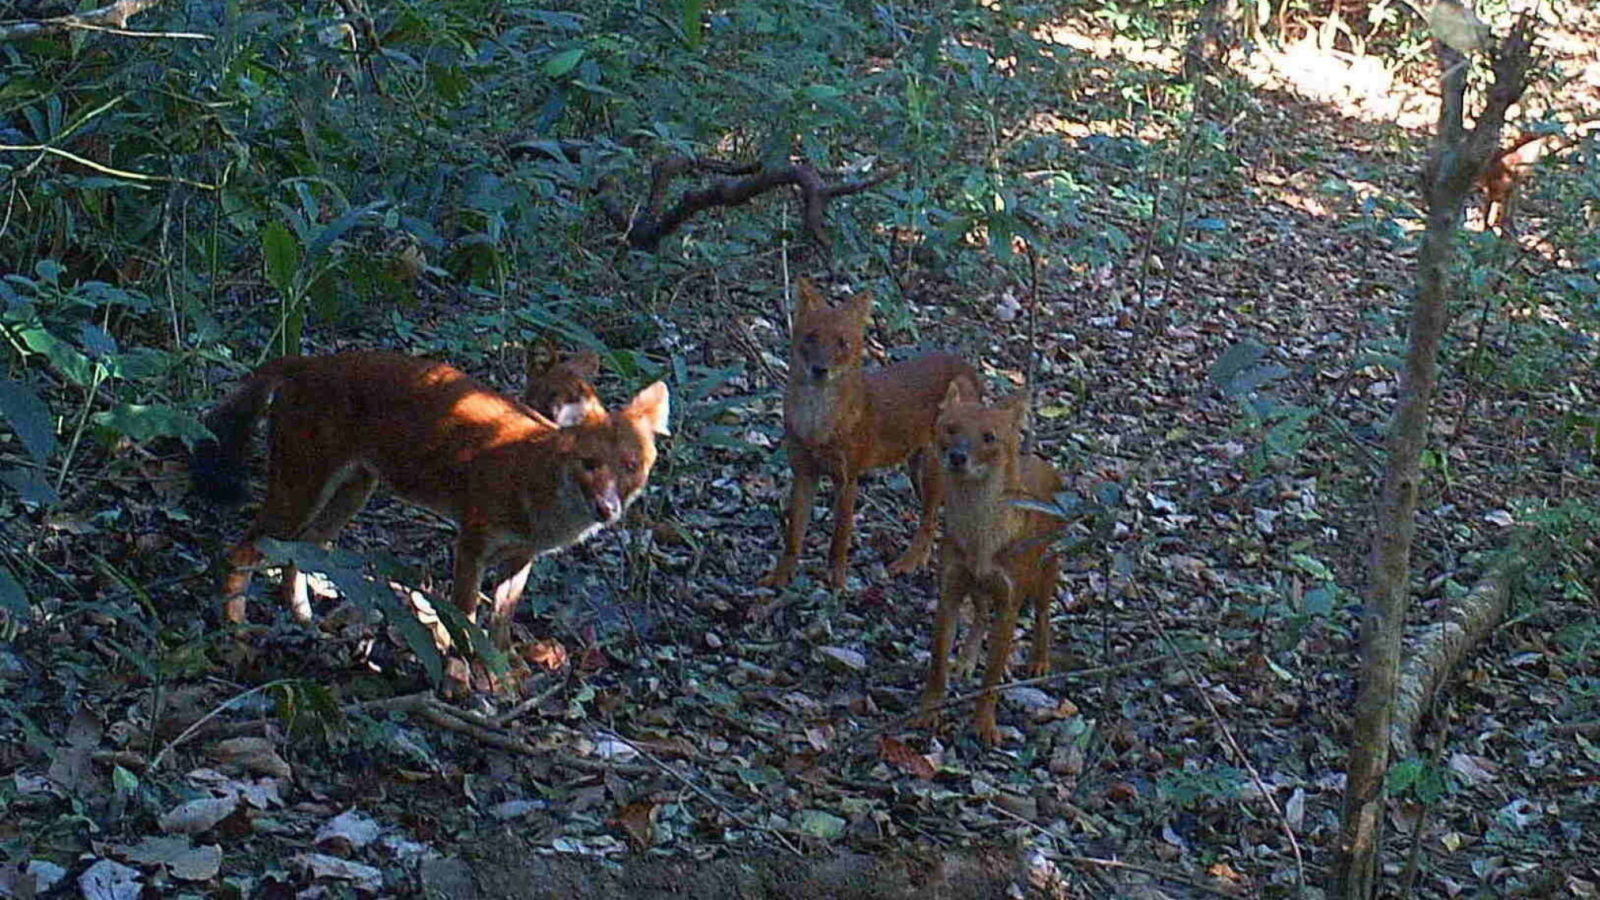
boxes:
[596,729,804,856]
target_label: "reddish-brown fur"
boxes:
[1480,131,1573,234]
[193,351,668,649]
[759,279,980,590]
[917,387,1062,745]
[524,343,606,427]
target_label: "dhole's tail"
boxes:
[190,362,288,507]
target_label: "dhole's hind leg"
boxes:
[953,587,991,680]
[1026,554,1059,678]
[221,442,357,624]
[274,470,378,622]
[888,449,942,576]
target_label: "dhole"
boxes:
[1479,127,1591,233]
[759,279,979,590]
[917,386,1061,745]
[524,343,606,427]
[192,351,668,649]
[484,343,612,630]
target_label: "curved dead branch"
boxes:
[1388,556,1519,759]
[0,0,169,41]
[511,140,900,252]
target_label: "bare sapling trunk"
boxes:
[1331,16,1538,899]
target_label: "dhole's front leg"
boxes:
[915,560,971,729]
[974,571,1020,745]
[888,450,943,576]
[825,460,861,590]
[758,449,819,588]
[490,556,535,645]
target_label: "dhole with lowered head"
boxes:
[485,343,612,632]
[760,278,980,590]
[192,351,668,649]
[524,343,606,427]
[917,385,1062,745]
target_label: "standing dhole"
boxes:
[917,385,1061,745]
[192,351,668,649]
[760,279,979,590]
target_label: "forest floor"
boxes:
[5,8,1600,900]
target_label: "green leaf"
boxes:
[0,377,57,464]
[1386,758,1423,794]
[0,565,26,615]
[1,467,60,506]
[544,48,585,78]
[261,222,301,297]
[1289,553,1334,581]
[255,539,453,686]
[795,809,846,840]
[681,0,704,49]
[93,405,213,446]
[113,764,139,795]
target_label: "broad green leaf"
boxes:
[544,48,585,78]
[795,810,846,840]
[0,565,25,615]
[1387,758,1423,794]
[93,405,213,445]
[1,467,60,506]
[0,377,57,464]
[261,222,300,297]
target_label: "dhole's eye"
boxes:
[982,432,996,444]
[803,332,818,344]
[620,458,638,474]
[945,425,957,435]
[582,458,601,472]
[835,336,847,349]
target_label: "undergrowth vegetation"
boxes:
[1,0,1599,893]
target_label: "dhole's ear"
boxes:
[940,380,965,412]
[568,350,601,378]
[845,289,873,323]
[623,381,671,436]
[796,278,825,317]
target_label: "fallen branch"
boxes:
[1388,552,1521,758]
[511,140,899,252]
[0,0,196,41]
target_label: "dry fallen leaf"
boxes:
[158,794,239,835]
[212,736,292,779]
[613,800,659,851]
[119,836,223,882]
[523,638,568,671]
[878,736,936,780]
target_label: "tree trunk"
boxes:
[1331,20,1538,899]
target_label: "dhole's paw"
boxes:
[976,717,1003,746]
[756,564,794,589]
[827,566,849,591]
[974,703,1004,745]
[1025,658,1049,679]
[910,708,943,732]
